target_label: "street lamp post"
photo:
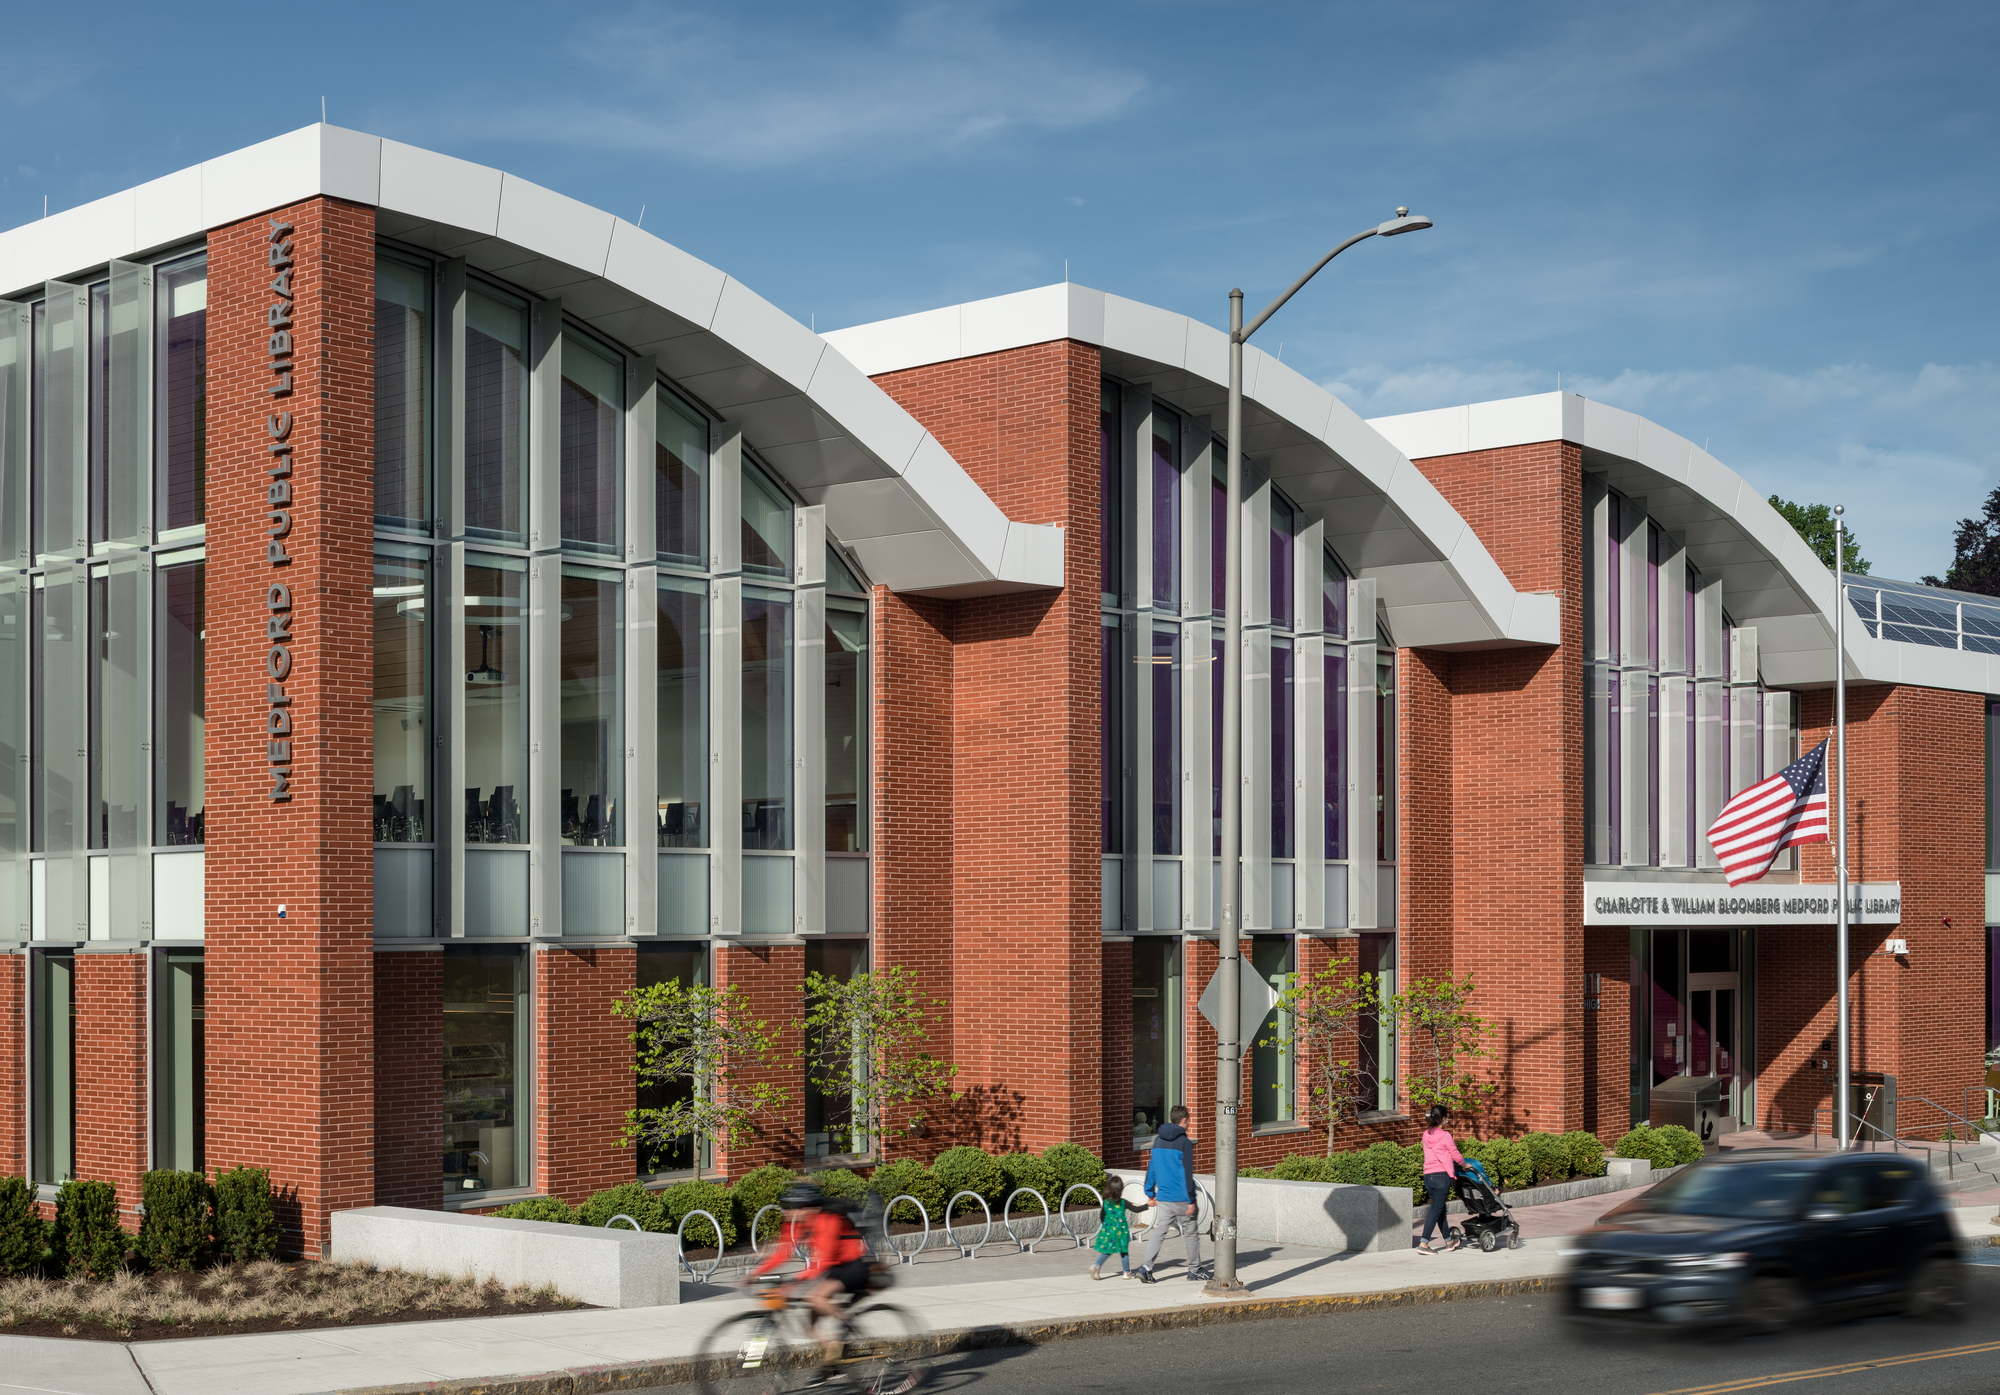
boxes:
[1208,209,1431,1296]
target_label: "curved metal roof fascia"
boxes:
[1369,392,2000,695]
[824,283,1560,650]
[0,124,1059,599]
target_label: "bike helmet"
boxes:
[780,1182,825,1210]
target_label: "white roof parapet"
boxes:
[0,125,1060,600]
[1369,391,2000,696]
[827,283,1560,650]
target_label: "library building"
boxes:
[0,125,1989,1254]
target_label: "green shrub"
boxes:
[729,1164,799,1236]
[491,1198,580,1224]
[1612,1125,1671,1168]
[53,1180,127,1280]
[138,1170,214,1272]
[869,1159,944,1224]
[1041,1142,1107,1197]
[1522,1132,1570,1186]
[997,1152,1060,1206]
[816,1168,869,1202]
[1654,1124,1704,1167]
[0,1176,47,1277]
[213,1166,282,1264]
[1239,1166,1276,1179]
[1363,1141,1421,1197]
[661,1180,737,1249]
[1328,1152,1377,1185]
[932,1146,1006,1210]
[1272,1154,1339,1183]
[1562,1131,1607,1178]
[578,1182,671,1232]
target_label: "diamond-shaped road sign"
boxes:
[1197,963,1280,1037]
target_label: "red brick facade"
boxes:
[73,953,148,1217]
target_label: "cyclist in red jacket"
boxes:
[749,1183,873,1366]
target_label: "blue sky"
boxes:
[3,1,1993,580]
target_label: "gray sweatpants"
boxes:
[1139,1199,1200,1273]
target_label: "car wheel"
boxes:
[1907,1257,1965,1323]
[1740,1273,1799,1335]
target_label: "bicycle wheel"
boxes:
[841,1302,929,1394]
[696,1309,819,1395]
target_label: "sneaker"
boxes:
[1137,1268,1157,1285]
[1119,1271,1133,1280]
[1089,1268,1103,1281]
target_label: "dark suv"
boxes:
[1563,1149,1962,1331]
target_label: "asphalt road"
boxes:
[651,1256,2000,1395]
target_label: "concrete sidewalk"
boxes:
[10,1200,1996,1395]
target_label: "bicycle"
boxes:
[695,1275,928,1395]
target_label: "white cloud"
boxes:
[1332,358,2000,582]
[388,2,1144,169]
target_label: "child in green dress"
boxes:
[1089,1174,1151,1279]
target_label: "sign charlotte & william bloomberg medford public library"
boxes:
[264,216,296,804]
[1582,881,1903,927]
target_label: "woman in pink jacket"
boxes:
[1416,1104,1465,1254]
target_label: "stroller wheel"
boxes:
[1507,1227,1524,1250]
[1477,1228,1502,1253]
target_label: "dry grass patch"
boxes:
[0,1260,582,1341]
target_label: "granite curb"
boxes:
[328,1275,1560,1395]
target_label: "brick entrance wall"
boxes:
[74,952,148,1209]
[204,196,376,1256]
[373,951,440,1207]
[533,945,638,1201]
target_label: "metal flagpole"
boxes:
[1833,505,1850,1149]
[1212,288,1246,1293]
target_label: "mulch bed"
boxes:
[0,1259,588,1343]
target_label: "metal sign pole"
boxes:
[1211,289,1246,1293]
[1833,506,1850,1149]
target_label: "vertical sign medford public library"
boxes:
[265,218,296,802]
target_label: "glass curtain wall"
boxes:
[442,947,529,1199]
[1132,938,1181,1140]
[1152,407,1179,610]
[1103,618,1122,854]
[153,950,204,1171]
[636,943,710,1176]
[742,588,792,850]
[464,558,526,844]
[656,391,707,565]
[559,568,622,846]
[741,464,791,578]
[156,255,206,536]
[31,950,74,1183]
[157,562,204,845]
[374,550,429,842]
[1358,932,1397,1111]
[464,284,528,544]
[657,580,708,848]
[90,563,142,851]
[559,331,622,555]
[375,255,430,533]
[1152,624,1179,857]
[827,601,868,852]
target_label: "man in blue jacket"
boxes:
[1137,1104,1202,1283]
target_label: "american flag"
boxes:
[1707,738,1830,886]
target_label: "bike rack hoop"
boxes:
[676,1208,727,1281]
[750,1203,783,1257]
[1002,1187,1052,1252]
[1058,1183,1103,1249]
[943,1190,993,1258]
[884,1194,929,1265]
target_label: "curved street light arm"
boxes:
[1237,226,1379,343]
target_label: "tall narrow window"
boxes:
[1325,648,1346,859]
[742,588,792,850]
[157,562,204,845]
[464,557,526,844]
[1272,637,1294,859]
[1101,384,1119,605]
[1152,623,1180,856]
[559,567,622,846]
[658,579,708,849]
[154,950,205,1171]
[373,550,429,843]
[803,940,869,1157]
[1131,938,1181,1140]
[28,302,44,559]
[375,254,431,533]
[1250,935,1294,1125]
[31,950,74,1184]
[90,563,142,849]
[1211,456,1227,616]
[1211,632,1224,856]
[828,545,865,595]
[442,947,528,1199]
[0,579,23,922]
[740,463,791,578]
[1152,407,1180,611]
[156,256,206,536]
[0,304,26,566]
[656,389,706,565]
[636,943,709,1176]
[1358,933,1397,1111]
[35,569,83,859]
[464,284,528,544]
[1270,496,1295,630]
[827,602,868,853]
[1323,551,1347,635]
[88,282,109,547]
[560,331,622,554]
[1102,619,1122,854]
[1376,649,1396,862]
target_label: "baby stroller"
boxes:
[1449,1159,1522,1253]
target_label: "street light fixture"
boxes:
[1209,209,1432,1297]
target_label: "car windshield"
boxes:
[1637,1161,1815,1219]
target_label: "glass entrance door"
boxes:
[1687,974,1740,1117]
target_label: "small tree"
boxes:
[1390,972,1498,1124]
[613,980,786,1168]
[801,966,958,1161]
[1922,485,2000,596]
[1264,964,1381,1156]
[1769,496,1870,576]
